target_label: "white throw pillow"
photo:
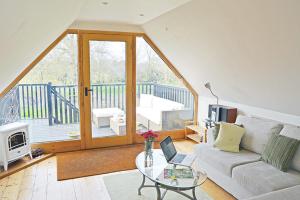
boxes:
[139,94,153,108]
[280,124,300,172]
[235,115,283,154]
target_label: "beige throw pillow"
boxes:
[214,122,245,153]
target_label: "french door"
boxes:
[81,34,134,149]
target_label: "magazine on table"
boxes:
[163,164,194,179]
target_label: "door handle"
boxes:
[85,87,93,96]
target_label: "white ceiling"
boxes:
[77,0,191,24]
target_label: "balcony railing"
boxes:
[16,82,194,125]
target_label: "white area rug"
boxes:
[103,171,212,200]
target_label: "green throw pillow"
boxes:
[262,134,299,172]
[214,122,245,153]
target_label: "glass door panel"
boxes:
[136,36,194,134]
[82,34,133,149]
[89,41,126,138]
[0,34,81,144]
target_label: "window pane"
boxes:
[89,41,127,138]
[0,34,80,143]
[136,37,194,132]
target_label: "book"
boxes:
[163,166,194,179]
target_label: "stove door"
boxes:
[7,130,30,161]
[8,132,26,151]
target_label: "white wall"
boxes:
[143,0,300,119]
[199,97,300,126]
[0,0,87,93]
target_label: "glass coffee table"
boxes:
[135,149,207,200]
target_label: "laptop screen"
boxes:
[160,136,177,162]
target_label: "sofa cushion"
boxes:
[194,144,261,177]
[214,122,245,152]
[235,115,283,154]
[139,94,153,108]
[243,185,300,200]
[232,161,300,196]
[280,124,300,171]
[262,134,299,171]
[139,94,184,111]
[136,107,161,125]
[152,96,184,111]
[92,108,124,117]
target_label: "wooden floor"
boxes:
[0,154,53,180]
[0,140,236,200]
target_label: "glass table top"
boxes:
[135,149,207,189]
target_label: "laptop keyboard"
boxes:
[172,154,186,163]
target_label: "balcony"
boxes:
[2,82,194,143]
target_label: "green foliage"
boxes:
[21,34,78,85]
[19,35,184,88]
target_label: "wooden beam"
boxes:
[134,129,186,143]
[68,29,144,36]
[131,35,137,143]
[31,140,81,153]
[78,31,86,150]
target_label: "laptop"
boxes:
[160,136,196,167]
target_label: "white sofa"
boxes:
[136,94,193,131]
[194,115,300,200]
[244,185,300,200]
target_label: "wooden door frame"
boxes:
[81,33,134,149]
[0,29,198,153]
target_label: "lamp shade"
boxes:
[204,82,211,89]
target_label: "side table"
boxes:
[185,125,207,143]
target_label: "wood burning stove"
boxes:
[0,122,32,171]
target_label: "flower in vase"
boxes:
[141,130,158,142]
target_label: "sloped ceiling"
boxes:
[0,0,87,93]
[143,0,300,116]
[0,0,190,93]
[77,0,191,24]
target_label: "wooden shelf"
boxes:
[186,134,202,143]
[185,124,207,143]
[186,125,202,133]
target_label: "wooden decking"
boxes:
[21,119,116,143]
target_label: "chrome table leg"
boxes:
[138,175,146,195]
[155,182,162,200]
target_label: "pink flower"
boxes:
[141,130,158,141]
